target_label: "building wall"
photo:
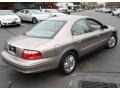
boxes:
[57,2,81,10]
[0,2,58,11]
[0,2,13,9]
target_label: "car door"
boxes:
[72,19,102,56]
[24,10,33,21]
[85,18,112,47]
[17,10,25,20]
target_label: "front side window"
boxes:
[72,19,89,35]
[20,10,25,13]
[25,20,66,38]
[25,10,30,14]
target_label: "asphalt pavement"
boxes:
[0,10,120,88]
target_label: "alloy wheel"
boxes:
[64,55,76,73]
[32,18,38,24]
[108,36,117,48]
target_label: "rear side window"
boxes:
[86,19,103,31]
[72,19,89,35]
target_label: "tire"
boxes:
[32,17,38,24]
[106,35,117,49]
[59,51,78,75]
[117,14,119,17]
[112,13,115,16]
[68,12,70,14]
[17,24,21,26]
[0,21,3,28]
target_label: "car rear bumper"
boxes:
[1,51,59,73]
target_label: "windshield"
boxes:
[0,10,14,15]
[25,20,66,38]
[30,10,42,14]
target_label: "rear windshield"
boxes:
[25,20,66,38]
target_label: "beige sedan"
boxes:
[1,15,118,75]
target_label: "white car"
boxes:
[40,9,67,17]
[102,9,112,13]
[16,9,50,24]
[76,8,85,12]
[0,10,21,27]
[50,10,67,17]
[112,9,120,16]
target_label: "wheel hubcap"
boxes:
[64,55,75,73]
[33,18,37,23]
[108,36,116,47]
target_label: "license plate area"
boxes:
[8,45,16,55]
[12,21,16,24]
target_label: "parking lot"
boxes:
[0,10,120,88]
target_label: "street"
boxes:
[0,10,120,88]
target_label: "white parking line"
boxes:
[21,23,28,27]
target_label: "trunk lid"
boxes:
[6,35,50,58]
[8,35,50,49]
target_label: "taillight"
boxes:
[22,49,42,60]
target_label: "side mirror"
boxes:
[102,25,108,29]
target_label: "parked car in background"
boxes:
[95,8,105,12]
[95,8,102,12]
[0,10,21,27]
[112,9,120,16]
[1,15,118,75]
[76,8,85,12]
[40,9,57,13]
[102,8,112,13]
[40,9,67,17]
[59,8,70,14]
[16,9,50,24]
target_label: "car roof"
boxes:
[47,15,89,21]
